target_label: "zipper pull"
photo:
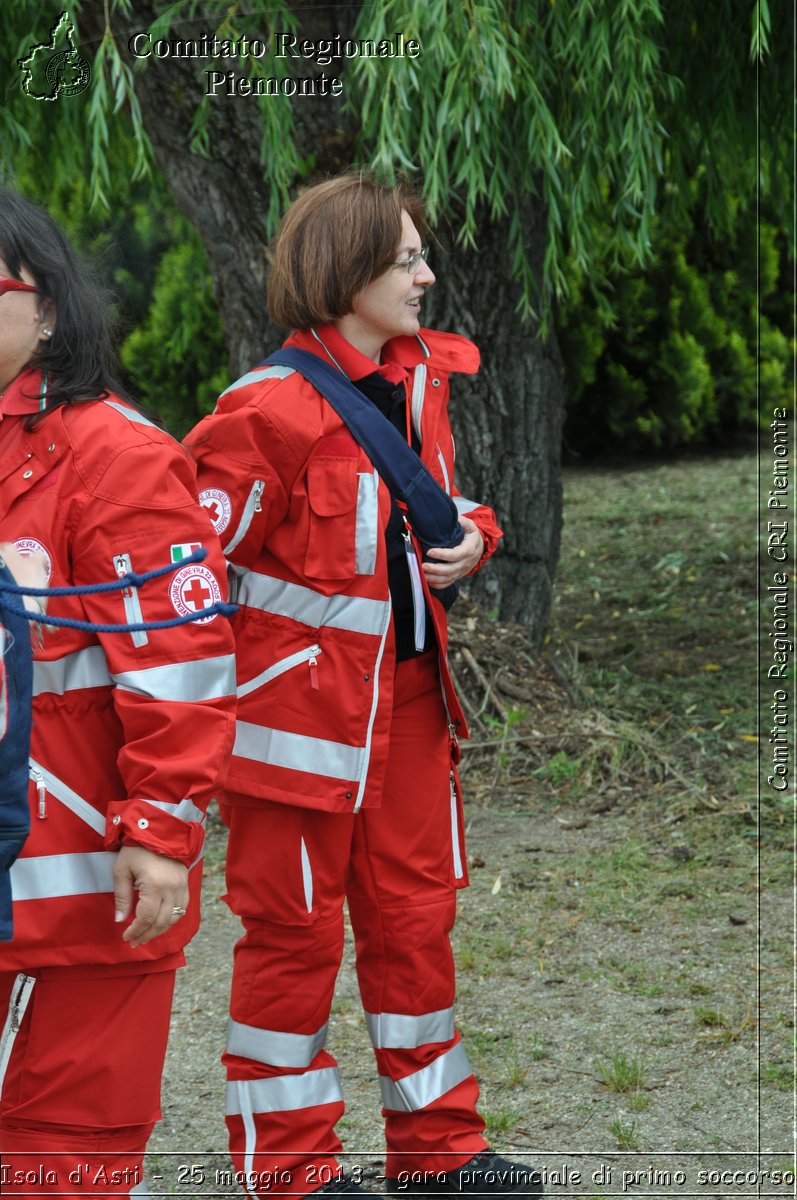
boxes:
[114,553,130,596]
[30,767,46,819]
[253,480,264,513]
[308,648,320,691]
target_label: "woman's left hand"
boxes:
[113,845,189,949]
[422,516,484,589]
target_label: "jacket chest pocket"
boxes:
[304,455,378,580]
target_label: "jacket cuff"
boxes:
[104,798,206,867]
[468,529,499,576]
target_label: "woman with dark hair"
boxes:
[185,173,543,1199]
[0,188,237,1196]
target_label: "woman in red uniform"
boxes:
[0,189,236,1196]
[186,173,542,1199]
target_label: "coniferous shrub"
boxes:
[558,187,792,455]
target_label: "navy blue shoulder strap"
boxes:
[265,348,463,552]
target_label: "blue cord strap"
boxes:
[0,547,238,632]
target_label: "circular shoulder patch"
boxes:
[169,564,222,625]
[199,488,232,535]
[12,538,53,582]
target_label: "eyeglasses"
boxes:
[392,247,430,275]
[0,276,39,298]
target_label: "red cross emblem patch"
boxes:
[199,487,232,535]
[169,564,222,624]
[13,537,52,581]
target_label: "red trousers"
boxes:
[222,653,487,1196]
[0,964,176,1197]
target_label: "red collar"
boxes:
[0,369,49,418]
[286,325,430,386]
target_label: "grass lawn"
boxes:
[547,449,768,828]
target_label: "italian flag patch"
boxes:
[170,542,202,564]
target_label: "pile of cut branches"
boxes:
[448,597,713,815]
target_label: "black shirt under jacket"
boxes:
[353,371,434,662]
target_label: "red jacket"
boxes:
[1,372,237,969]
[184,326,501,815]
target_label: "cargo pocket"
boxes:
[305,456,359,580]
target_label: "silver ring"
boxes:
[171,906,187,916]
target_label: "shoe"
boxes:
[387,1150,544,1197]
[312,1176,382,1199]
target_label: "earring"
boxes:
[42,327,52,338]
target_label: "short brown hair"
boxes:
[267,172,429,330]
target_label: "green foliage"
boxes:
[597,1052,648,1093]
[1,1,791,443]
[6,0,788,328]
[351,0,678,320]
[607,1117,641,1150]
[534,751,580,786]
[120,230,228,435]
[558,185,792,452]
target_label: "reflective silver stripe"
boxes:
[232,569,390,637]
[224,480,265,555]
[237,645,321,699]
[450,773,464,880]
[141,797,206,825]
[411,364,427,442]
[365,1007,455,1049]
[353,599,391,813]
[33,645,112,696]
[300,836,313,913]
[378,1041,473,1112]
[10,851,116,900]
[226,1018,328,1068]
[226,1066,342,1115]
[233,722,363,782]
[103,399,158,427]
[238,1080,260,1200]
[219,365,295,400]
[355,470,379,575]
[0,974,35,1097]
[437,448,451,494]
[28,758,105,835]
[453,495,480,516]
[112,654,236,702]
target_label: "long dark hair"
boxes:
[0,188,131,417]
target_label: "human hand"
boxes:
[422,516,484,589]
[113,844,189,948]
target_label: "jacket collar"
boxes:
[0,369,50,418]
[287,325,434,386]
